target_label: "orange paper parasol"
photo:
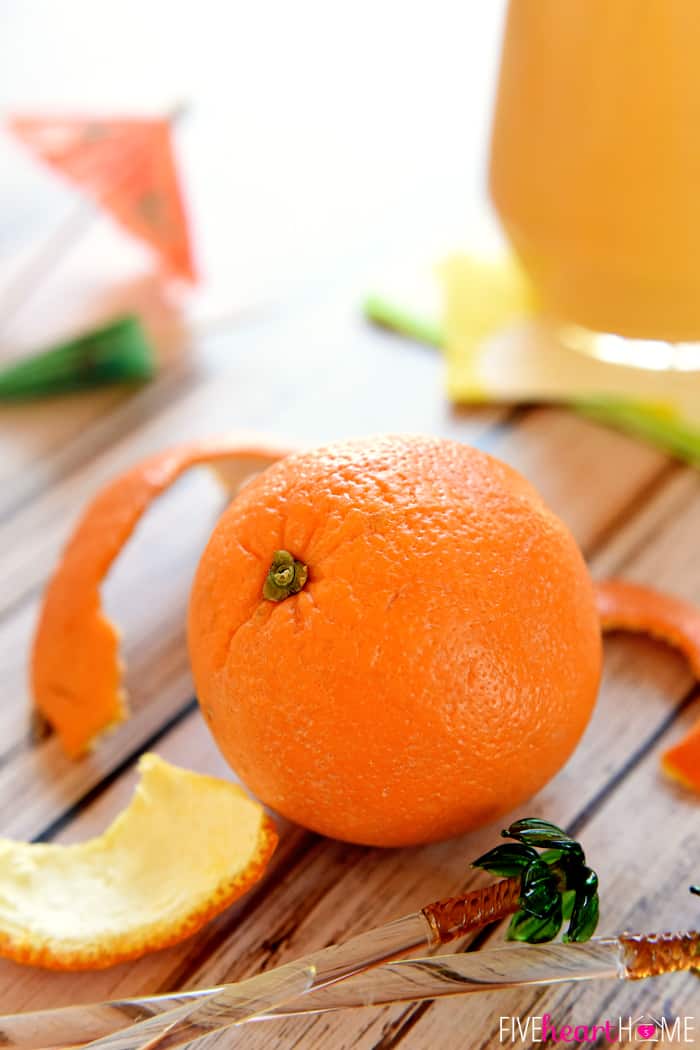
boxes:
[8,113,196,282]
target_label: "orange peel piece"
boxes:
[662,723,700,792]
[595,579,700,791]
[32,436,292,758]
[0,754,277,970]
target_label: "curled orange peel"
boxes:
[0,754,277,970]
[32,437,292,757]
[595,579,700,791]
[661,722,700,792]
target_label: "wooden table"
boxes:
[1,4,699,1047]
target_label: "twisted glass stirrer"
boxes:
[81,876,522,1050]
[0,930,696,1050]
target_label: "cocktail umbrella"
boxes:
[8,113,196,283]
[0,112,194,399]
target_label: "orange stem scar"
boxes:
[263,550,308,602]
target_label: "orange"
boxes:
[188,435,602,847]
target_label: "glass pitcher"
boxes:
[489,0,700,369]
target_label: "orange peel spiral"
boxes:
[31,436,292,757]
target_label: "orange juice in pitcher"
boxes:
[489,0,700,368]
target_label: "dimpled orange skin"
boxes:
[188,435,602,847]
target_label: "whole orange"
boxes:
[188,435,601,846]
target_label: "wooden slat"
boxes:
[1,389,127,514]
[0,360,192,521]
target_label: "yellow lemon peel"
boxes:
[0,754,277,970]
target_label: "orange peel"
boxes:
[662,723,700,792]
[595,579,700,791]
[0,754,277,970]
[32,437,291,757]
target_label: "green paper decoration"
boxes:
[0,315,156,402]
[363,295,700,467]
